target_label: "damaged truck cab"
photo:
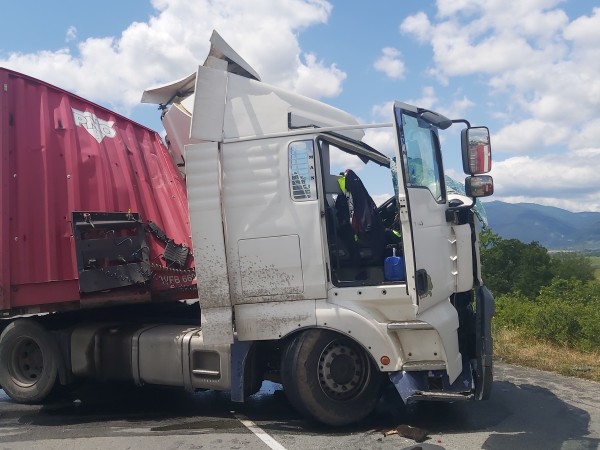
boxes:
[0,31,494,426]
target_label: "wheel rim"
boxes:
[317,338,371,401]
[8,337,44,388]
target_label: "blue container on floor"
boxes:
[384,248,406,281]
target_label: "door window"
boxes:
[289,140,317,201]
[398,113,445,203]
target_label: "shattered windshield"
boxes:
[397,113,445,203]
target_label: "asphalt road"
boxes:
[0,362,598,450]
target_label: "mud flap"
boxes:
[230,340,254,403]
[474,285,494,400]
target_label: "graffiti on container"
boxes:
[72,108,116,143]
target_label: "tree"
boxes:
[479,227,502,250]
[550,252,595,283]
[479,230,553,299]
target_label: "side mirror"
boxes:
[461,127,491,174]
[465,175,494,198]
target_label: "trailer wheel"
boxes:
[0,319,59,403]
[281,329,383,426]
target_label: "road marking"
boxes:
[234,413,288,450]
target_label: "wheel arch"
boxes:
[316,301,404,371]
[279,300,404,372]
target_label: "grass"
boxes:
[588,256,600,280]
[493,326,600,383]
[588,256,600,267]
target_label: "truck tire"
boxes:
[0,319,59,403]
[281,329,383,426]
[474,286,494,400]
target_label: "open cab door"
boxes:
[392,103,495,400]
[392,102,455,314]
[391,102,470,388]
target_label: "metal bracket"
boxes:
[72,211,150,293]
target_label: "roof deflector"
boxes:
[205,30,261,82]
[141,72,197,105]
[141,30,261,106]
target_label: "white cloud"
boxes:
[365,89,475,159]
[399,1,600,211]
[399,12,431,43]
[402,86,473,121]
[488,195,600,213]
[563,6,600,44]
[447,95,475,118]
[399,2,599,127]
[373,47,406,80]
[285,53,346,98]
[490,148,600,211]
[0,0,343,113]
[406,86,437,110]
[492,119,570,153]
[329,149,366,173]
[65,26,77,43]
[355,102,397,157]
[371,101,395,121]
[571,118,600,149]
[363,128,396,157]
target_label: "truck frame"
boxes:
[0,31,494,426]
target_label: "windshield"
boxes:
[396,112,445,203]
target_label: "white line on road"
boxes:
[234,413,288,450]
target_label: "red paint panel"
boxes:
[0,68,194,312]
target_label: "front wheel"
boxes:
[0,319,59,403]
[281,329,383,426]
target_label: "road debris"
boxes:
[383,424,428,442]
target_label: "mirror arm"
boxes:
[452,118,471,128]
[445,197,476,223]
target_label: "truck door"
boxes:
[221,137,327,304]
[393,103,455,313]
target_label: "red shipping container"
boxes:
[0,68,196,314]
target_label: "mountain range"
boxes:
[482,201,600,251]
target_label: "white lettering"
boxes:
[157,275,182,285]
[72,108,116,143]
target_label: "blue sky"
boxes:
[1,0,599,212]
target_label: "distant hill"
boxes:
[483,201,600,251]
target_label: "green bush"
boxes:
[481,230,600,353]
[536,279,600,351]
[494,278,600,352]
[494,293,536,329]
[550,252,595,282]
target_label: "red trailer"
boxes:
[0,68,196,316]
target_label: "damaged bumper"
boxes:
[389,285,495,403]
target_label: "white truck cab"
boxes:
[0,31,494,426]
[141,31,495,424]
